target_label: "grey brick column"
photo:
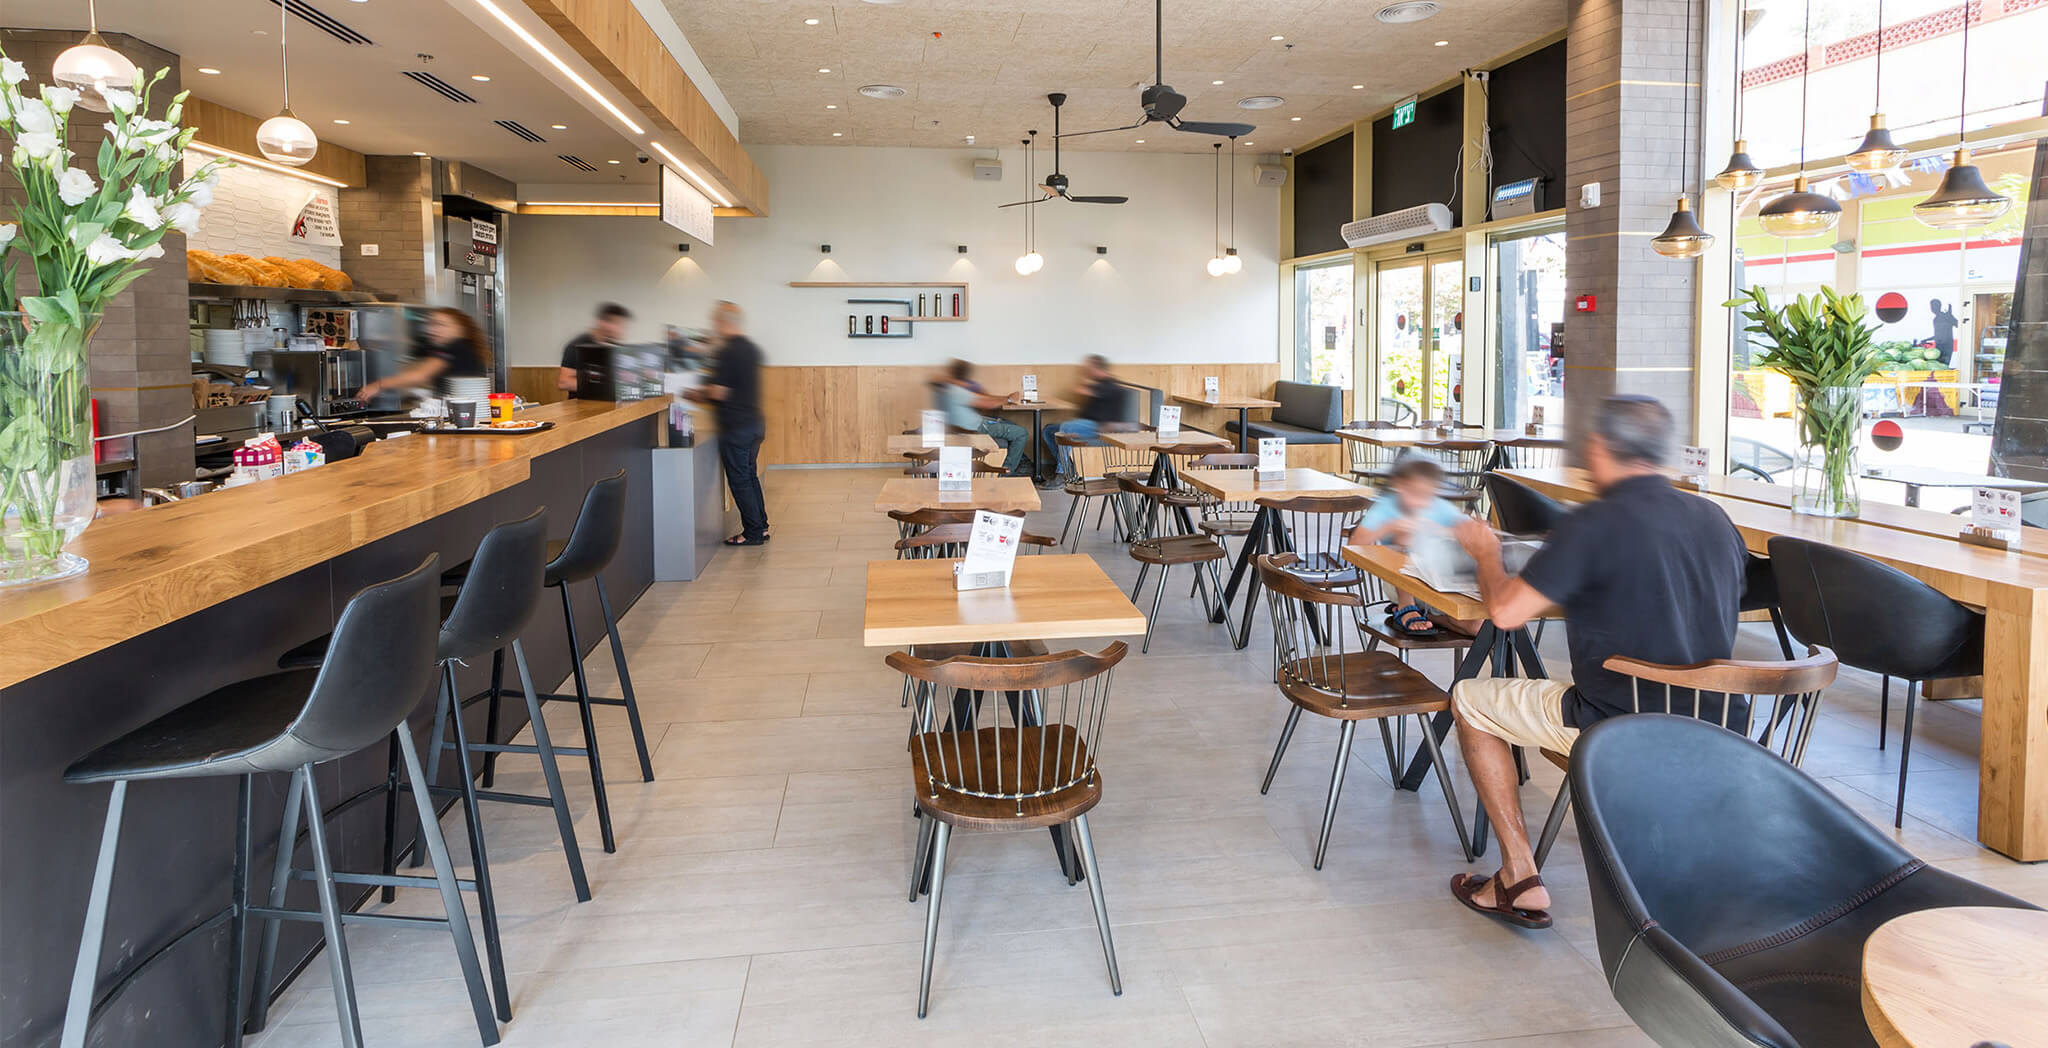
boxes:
[1563,0,1704,451]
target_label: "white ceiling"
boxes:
[4,0,657,186]
[666,0,1566,153]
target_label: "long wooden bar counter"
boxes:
[1501,467,2048,862]
[0,397,674,1048]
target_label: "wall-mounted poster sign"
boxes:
[289,189,342,247]
[660,165,714,245]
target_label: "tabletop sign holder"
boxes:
[954,509,1024,590]
[1961,486,2023,550]
[1020,374,1039,403]
[1680,445,1710,487]
[937,444,973,493]
[1157,405,1181,440]
[1203,376,1220,401]
[1258,437,1287,481]
[920,409,947,448]
[1526,405,1545,436]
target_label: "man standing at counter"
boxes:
[558,302,632,396]
[686,301,770,546]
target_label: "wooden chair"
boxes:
[902,458,1007,477]
[1254,554,1474,869]
[1343,420,1401,487]
[1495,437,1563,471]
[1530,646,1839,869]
[889,507,1021,549]
[1255,494,1373,586]
[893,644,1129,1017]
[1190,452,1260,545]
[895,523,1058,559]
[1417,438,1492,508]
[1055,432,1124,548]
[1116,473,1229,652]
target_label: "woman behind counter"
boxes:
[357,307,492,400]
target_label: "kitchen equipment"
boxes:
[266,393,297,433]
[252,348,369,418]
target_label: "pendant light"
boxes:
[1757,0,1840,237]
[1014,134,1043,275]
[255,0,318,167]
[1914,4,2011,230]
[1221,136,1243,273]
[1846,0,1904,173]
[1713,1,1762,191]
[1652,0,1714,259]
[51,0,138,113]
[1206,143,1228,276]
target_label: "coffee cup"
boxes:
[449,399,480,429]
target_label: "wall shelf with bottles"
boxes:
[846,298,914,339]
[788,281,969,321]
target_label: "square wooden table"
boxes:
[862,555,1147,648]
[992,397,1077,483]
[1178,468,1370,648]
[1172,393,1281,451]
[1099,430,1232,453]
[873,477,1042,515]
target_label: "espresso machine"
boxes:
[252,347,370,418]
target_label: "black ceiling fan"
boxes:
[999,95,1128,207]
[1061,0,1258,142]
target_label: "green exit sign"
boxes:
[1390,95,1419,129]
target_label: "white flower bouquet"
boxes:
[0,52,228,584]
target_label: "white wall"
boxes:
[505,144,1280,368]
[181,153,343,269]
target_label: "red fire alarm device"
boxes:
[1575,294,1597,313]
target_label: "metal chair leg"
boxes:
[226,774,252,1048]
[1141,564,1171,653]
[511,640,592,901]
[596,576,656,783]
[245,767,305,1036]
[1313,721,1358,870]
[1060,495,1083,549]
[297,767,365,1048]
[1073,814,1122,996]
[394,729,500,1046]
[907,811,936,902]
[1895,679,1918,829]
[378,736,402,901]
[916,821,952,1018]
[560,585,617,853]
[443,665,513,1022]
[59,779,127,1048]
[1879,675,1890,751]
[1376,719,1400,781]
[1419,713,1477,863]
[1534,779,1571,869]
[1260,706,1303,795]
[1127,561,1150,603]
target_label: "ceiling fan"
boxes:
[1061,0,1258,142]
[999,95,1128,207]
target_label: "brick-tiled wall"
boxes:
[341,155,431,301]
[182,156,343,269]
[1,28,192,488]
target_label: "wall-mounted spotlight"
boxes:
[677,243,690,253]
[1095,245,1108,255]
[820,244,832,253]
[957,244,968,254]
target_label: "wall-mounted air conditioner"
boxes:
[1340,203,1454,249]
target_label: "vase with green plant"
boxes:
[0,53,226,585]
[1726,285,1882,518]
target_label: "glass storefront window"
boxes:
[1375,261,1426,424]
[1294,260,1353,388]
[1491,229,1567,428]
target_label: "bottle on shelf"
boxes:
[880,315,890,335]
[864,316,874,334]
[917,294,926,317]
[951,292,960,317]
[848,315,856,335]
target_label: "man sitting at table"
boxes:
[1445,395,1748,929]
[939,359,1032,476]
[1039,354,1130,477]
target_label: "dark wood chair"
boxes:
[1116,473,1228,652]
[1254,554,1474,869]
[889,506,1022,549]
[894,523,1057,559]
[1343,420,1401,487]
[902,458,1007,477]
[1417,438,1492,508]
[1531,646,1838,869]
[1190,452,1260,543]
[893,644,1129,1017]
[1495,436,1563,470]
[1055,432,1125,548]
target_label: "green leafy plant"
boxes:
[1725,285,1880,515]
[0,52,228,580]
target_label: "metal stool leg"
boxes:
[1073,814,1121,996]
[409,677,456,871]
[916,821,952,1018]
[559,586,617,853]
[377,736,403,901]
[511,640,592,901]
[595,576,656,783]
[245,768,305,1035]
[395,729,500,1046]
[481,649,505,788]
[59,779,128,1048]
[1879,675,1890,751]
[297,767,365,1048]
[1260,706,1303,795]
[443,666,513,1022]
[1313,721,1358,870]
[226,774,252,1048]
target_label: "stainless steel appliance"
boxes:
[252,348,369,417]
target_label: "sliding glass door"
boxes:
[1294,259,1354,388]
[1490,227,1567,428]
[1374,254,1462,424]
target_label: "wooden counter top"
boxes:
[0,398,669,690]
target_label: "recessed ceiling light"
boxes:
[607,159,621,164]
[332,118,350,125]
[1211,80,1224,85]
[818,67,831,73]
[1270,35,1285,41]
[825,104,837,109]
[1237,95,1285,110]
[197,66,222,75]
[803,17,820,25]
[860,0,904,5]
[470,74,491,82]
[1434,39,1449,46]
[857,84,907,99]
[1134,138,1145,143]
[832,132,843,137]
[1242,141,1253,146]
[1290,116,1302,121]
[1351,84,1364,90]
[551,123,566,130]
[1376,2,1442,24]
[412,150,427,156]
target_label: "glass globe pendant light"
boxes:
[1712,3,1762,191]
[1220,137,1244,273]
[255,0,318,166]
[1845,0,1904,173]
[1014,135,1042,275]
[1757,0,1839,238]
[1652,0,1714,260]
[1205,143,1226,276]
[51,0,138,113]
[1914,7,2010,230]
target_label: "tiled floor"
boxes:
[250,466,2048,1047]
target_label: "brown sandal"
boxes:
[1450,872,1554,929]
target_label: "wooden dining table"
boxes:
[1177,468,1370,649]
[1500,466,2048,861]
[1337,426,1564,448]
[873,476,1042,515]
[1860,906,2048,1047]
[991,397,1076,484]
[1172,393,1281,451]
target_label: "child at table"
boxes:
[1349,457,1475,637]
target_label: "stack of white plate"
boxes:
[444,376,492,401]
[202,329,249,366]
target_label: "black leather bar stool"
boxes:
[60,557,500,1048]
[466,469,654,853]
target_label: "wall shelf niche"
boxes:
[789,280,968,322]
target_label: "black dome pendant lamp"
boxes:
[1914,3,2012,230]
[1757,0,1841,238]
[1713,2,1761,191]
[1846,0,1904,173]
[1652,0,1713,259]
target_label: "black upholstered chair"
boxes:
[1768,536,1984,826]
[1482,473,1568,536]
[1571,714,2037,1048]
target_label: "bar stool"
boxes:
[471,469,654,854]
[60,557,501,1048]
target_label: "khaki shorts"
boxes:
[1451,677,1580,754]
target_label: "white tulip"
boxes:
[41,86,79,114]
[56,167,96,206]
[84,233,133,265]
[15,99,55,137]
[0,224,16,251]
[1,59,26,86]
[185,181,214,207]
[15,130,60,161]
[101,88,136,115]
[132,242,165,262]
[123,187,164,229]
[161,201,201,235]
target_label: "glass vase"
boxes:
[0,311,100,586]
[1790,384,1863,518]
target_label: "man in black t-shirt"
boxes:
[685,301,769,545]
[558,302,632,397]
[1038,355,1130,476]
[1445,396,1747,927]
